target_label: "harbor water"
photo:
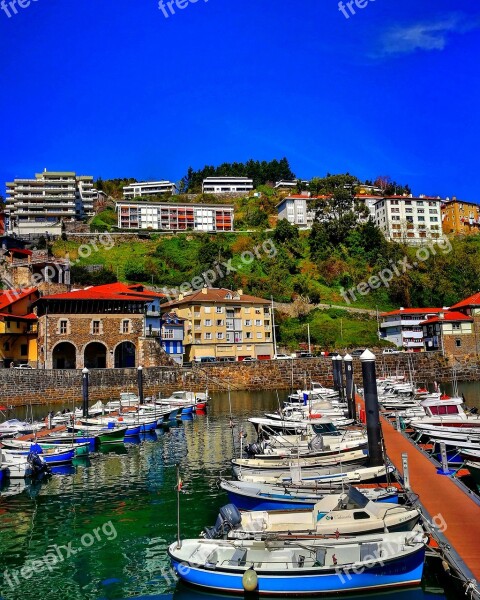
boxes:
[0,386,475,600]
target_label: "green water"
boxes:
[0,390,452,600]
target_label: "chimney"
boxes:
[439,312,445,320]
[201,287,208,295]
[237,289,243,296]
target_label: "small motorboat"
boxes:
[2,445,76,465]
[0,419,44,437]
[168,526,427,595]
[203,493,419,539]
[68,424,128,444]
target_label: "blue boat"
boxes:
[124,425,142,437]
[3,447,75,465]
[220,479,398,512]
[168,527,427,595]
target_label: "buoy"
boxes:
[242,567,258,592]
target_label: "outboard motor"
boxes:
[245,441,266,456]
[308,434,325,452]
[203,504,242,539]
[27,452,51,478]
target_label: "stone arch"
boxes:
[52,341,77,369]
[84,341,108,369]
[114,341,136,368]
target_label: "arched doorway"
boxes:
[52,342,77,369]
[114,342,136,368]
[84,342,107,369]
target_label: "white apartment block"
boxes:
[6,170,97,236]
[123,180,177,198]
[276,194,315,229]
[374,196,442,244]
[117,201,234,232]
[202,177,253,194]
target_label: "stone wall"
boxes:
[1,351,479,407]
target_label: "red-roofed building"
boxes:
[162,287,273,362]
[380,307,444,351]
[421,311,475,356]
[34,284,172,369]
[0,287,39,367]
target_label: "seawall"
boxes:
[0,352,478,407]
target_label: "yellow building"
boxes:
[442,199,480,235]
[162,288,274,362]
[0,288,39,367]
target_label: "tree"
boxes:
[273,218,299,244]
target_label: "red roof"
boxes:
[0,288,38,310]
[93,283,166,299]
[381,307,443,317]
[39,288,148,301]
[450,293,480,310]
[420,311,473,325]
[8,248,33,256]
[0,312,37,321]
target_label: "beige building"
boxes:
[162,288,274,362]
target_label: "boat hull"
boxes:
[169,547,425,596]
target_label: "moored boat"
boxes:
[168,527,427,595]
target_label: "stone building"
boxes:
[421,311,475,357]
[34,283,173,369]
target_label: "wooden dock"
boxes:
[356,394,480,583]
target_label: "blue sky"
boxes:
[0,0,479,198]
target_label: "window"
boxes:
[255,308,261,314]
[392,216,400,221]
[216,319,224,326]
[245,332,252,339]
[244,320,252,326]
[162,329,174,339]
[391,208,400,213]
[417,209,424,214]
[244,307,251,314]
[59,320,68,334]
[255,320,262,326]
[204,332,212,340]
[92,320,101,334]
[405,208,413,214]
[216,306,223,313]
[20,344,27,356]
[418,216,425,222]
[205,319,212,326]
[455,339,461,348]
[204,307,211,313]
[257,332,262,339]
[122,320,130,333]
[452,323,460,330]
[429,209,437,214]
[217,332,224,340]
[430,217,438,222]
[417,201,424,206]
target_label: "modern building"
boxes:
[202,177,253,194]
[123,181,177,198]
[380,307,445,351]
[276,194,317,229]
[374,196,443,244]
[6,170,97,236]
[441,199,480,236]
[116,201,234,232]
[0,287,39,368]
[421,311,474,356]
[162,287,274,362]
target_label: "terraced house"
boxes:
[162,287,274,362]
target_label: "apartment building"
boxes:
[202,177,253,194]
[441,199,480,236]
[276,194,317,229]
[162,287,274,362]
[374,196,442,244]
[123,180,177,198]
[116,201,234,232]
[380,307,445,351]
[6,170,97,236]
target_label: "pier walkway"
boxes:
[356,394,480,583]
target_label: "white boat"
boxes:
[203,490,420,539]
[0,419,44,437]
[409,397,480,428]
[168,527,427,595]
[237,464,395,488]
[249,416,354,436]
